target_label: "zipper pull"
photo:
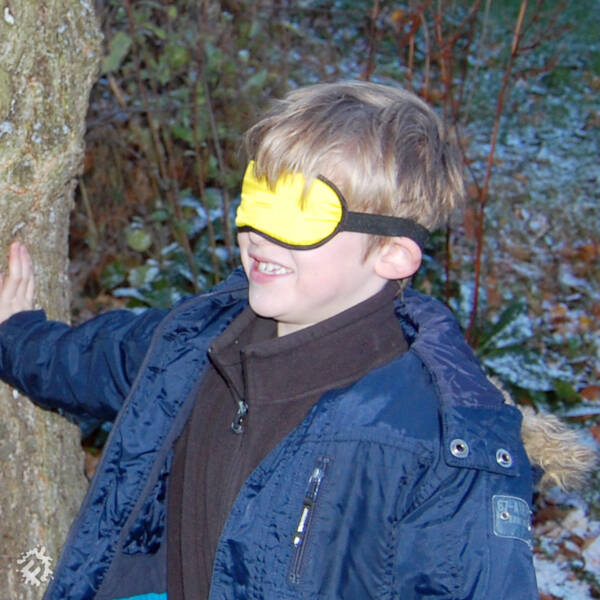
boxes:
[231,400,248,434]
[292,504,312,549]
[292,464,327,547]
[289,458,330,584]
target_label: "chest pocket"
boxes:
[123,453,172,555]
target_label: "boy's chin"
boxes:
[247,296,277,321]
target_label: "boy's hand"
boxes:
[0,241,35,324]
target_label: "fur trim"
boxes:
[489,377,598,492]
[519,405,597,491]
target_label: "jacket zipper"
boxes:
[289,455,330,584]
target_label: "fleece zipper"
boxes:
[207,344,249,434]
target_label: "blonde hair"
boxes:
[244,81,464,234]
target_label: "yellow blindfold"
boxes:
[236,161,429,250]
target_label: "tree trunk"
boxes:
[0,2,101,598]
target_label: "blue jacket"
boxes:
[0,269,538,599]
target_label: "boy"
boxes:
[0,82,539,599]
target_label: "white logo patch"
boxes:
[17,546,53,587]
[492,494,533,549]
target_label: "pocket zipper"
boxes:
[289,456,330,584]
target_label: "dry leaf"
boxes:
[581,386,600,403]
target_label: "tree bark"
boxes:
[0,1,101,598]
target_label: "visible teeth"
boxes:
[257,261,290,275]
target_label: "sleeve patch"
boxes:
[492,494,533,548]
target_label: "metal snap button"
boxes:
[496,448,513,468]
[500,511,510,521]
[450,438,469,458]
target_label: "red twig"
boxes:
[360,0,381,81]
[465,0,528,343]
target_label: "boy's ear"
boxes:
[374,237,422,281]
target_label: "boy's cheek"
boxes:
[237,233,251,276]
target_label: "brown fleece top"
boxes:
[167,282,407,599]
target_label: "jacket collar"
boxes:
[398,288,523,477]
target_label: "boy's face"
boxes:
[238,230,388,337]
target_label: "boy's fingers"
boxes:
[0,242,34,321]
[18,242,28,262]
[2,247,21,299]
[9,241,24,278]
[25,275,35,305]
[16,243,33,296]
[2,241,34,302]
[19,243,33,278]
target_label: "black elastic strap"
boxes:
[342,212,430,250]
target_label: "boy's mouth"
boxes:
[256,260,291,275]
[248,253,293,279]
[255,260,292,275]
